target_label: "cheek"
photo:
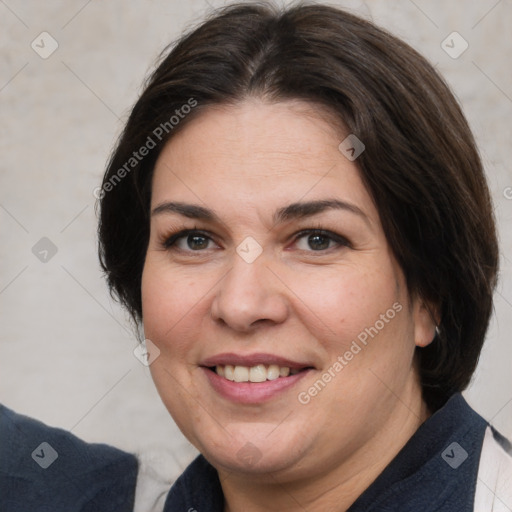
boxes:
[293,266,415,419]
[292,261,416,406]
[290,263,402,344]
[141,261,208,426]
[141,261,199,357]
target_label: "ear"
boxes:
[412,296,440,348]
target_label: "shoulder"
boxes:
[474,425,512,511]
[0,404,138,512]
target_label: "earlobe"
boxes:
[413,298,440,348]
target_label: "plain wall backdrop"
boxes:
[1,0,511,477]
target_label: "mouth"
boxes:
[200,353,315,403]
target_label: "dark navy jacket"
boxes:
[0,405,138,511]
[2,394,510,511]
[163,393,491,511]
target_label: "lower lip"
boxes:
[202,367,312,404]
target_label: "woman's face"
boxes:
[142,99,435,481]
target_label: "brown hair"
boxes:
[98,2,499,411]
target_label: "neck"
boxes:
[220,377,430,512]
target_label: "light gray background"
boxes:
[1,0,511,474]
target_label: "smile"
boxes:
[200,353,314,403]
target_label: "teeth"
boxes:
[267,364,280,380]
[279,367,290,377]
[224,365,235,381]
[214,364,303,382]
[233,366,249,382]
[249,364,267,382]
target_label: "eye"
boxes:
[161,227,349,254]
[293,229,350,252]
[163,229,218,252]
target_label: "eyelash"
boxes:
[160,225,351,254]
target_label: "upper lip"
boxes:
[200,352,314,370]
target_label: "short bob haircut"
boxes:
[98,2,499,412]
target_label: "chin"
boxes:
[195,427,310,477]
[210,447,303,477]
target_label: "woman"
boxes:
[98,2,510,510]
[2,2,510,511]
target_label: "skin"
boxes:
[142,99,437,511]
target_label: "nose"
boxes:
[210,252,289,332]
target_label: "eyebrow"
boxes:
[151,199,370,226]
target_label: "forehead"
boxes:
[151,99,375,221]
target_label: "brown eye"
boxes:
[184,234,210,250]
[294,229,350,252]
[305,233,331,250]
[163,229,218,252]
